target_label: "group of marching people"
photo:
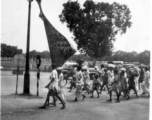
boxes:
[40,63,150,109]
[69,64,150,103]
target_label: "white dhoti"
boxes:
[49,83,66,103]
[134,76,139,90]
[60,89,66,102]
[49,82,59,91]
[110,76,114,83]
[141,81,150,95]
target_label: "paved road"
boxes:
[1,71,150,120]
[1,71,50,96]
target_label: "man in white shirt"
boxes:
[49,68,59,90]
[40,64,66,109]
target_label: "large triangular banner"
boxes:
[36,1,76,68]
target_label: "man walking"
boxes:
[40,64,66,109]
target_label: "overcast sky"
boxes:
[1,0,151,53]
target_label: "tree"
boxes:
[40,51,50,59]
[76,59,84,66]
[68,54,94,61]
[100,50,150,65]
[138,50,150,65]
[1,43,22,57]
[59,0,132,58]
[29,50,37,58]
[29,50,50,59]
[1,43,7,57]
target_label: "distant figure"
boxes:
[82,66,91,93]
[36,55,41,79]
[107,67,114,87]
[134,67,140,91]
[36,55,41,69]
[127,69,138,98]
[69,67,77,92]
[120,70,130,100]
[141,67,150,97]
[100,68,109,94]
[94,66,102,93]
[74,66,86,101]
[100,64,105,82]
[94,66,102,79]
[107,70,121,103]
[90,74,100,98]
[139,67,145,92]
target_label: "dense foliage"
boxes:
[68,50,150,65]
[29,50,50,59]
[59,0,132,58]
[1,43,22,57]
[100,50,150,65]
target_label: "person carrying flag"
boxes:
[36,0,76,109]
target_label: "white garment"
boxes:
[107,70,112,83]
[73,67,77,78]
[49,69,59,90]
[75,71,83,85]
[59,73,64,88]
[124,72,127,78]
[101,68,105,76]
[98,68,104,82]
[134,76,139,90]
[50,69,58,80]
[134,69,140,90]
[141,70,150,95]
[82,71,90,84]
[145,71,150,82]
[141,81,149,95]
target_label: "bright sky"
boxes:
[1,0,151,53]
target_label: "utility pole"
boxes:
[23,0,33,95]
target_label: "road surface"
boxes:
[1,71,150,120]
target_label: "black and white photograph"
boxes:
[1,0,151,120]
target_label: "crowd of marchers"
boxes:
[39,63,150,109]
